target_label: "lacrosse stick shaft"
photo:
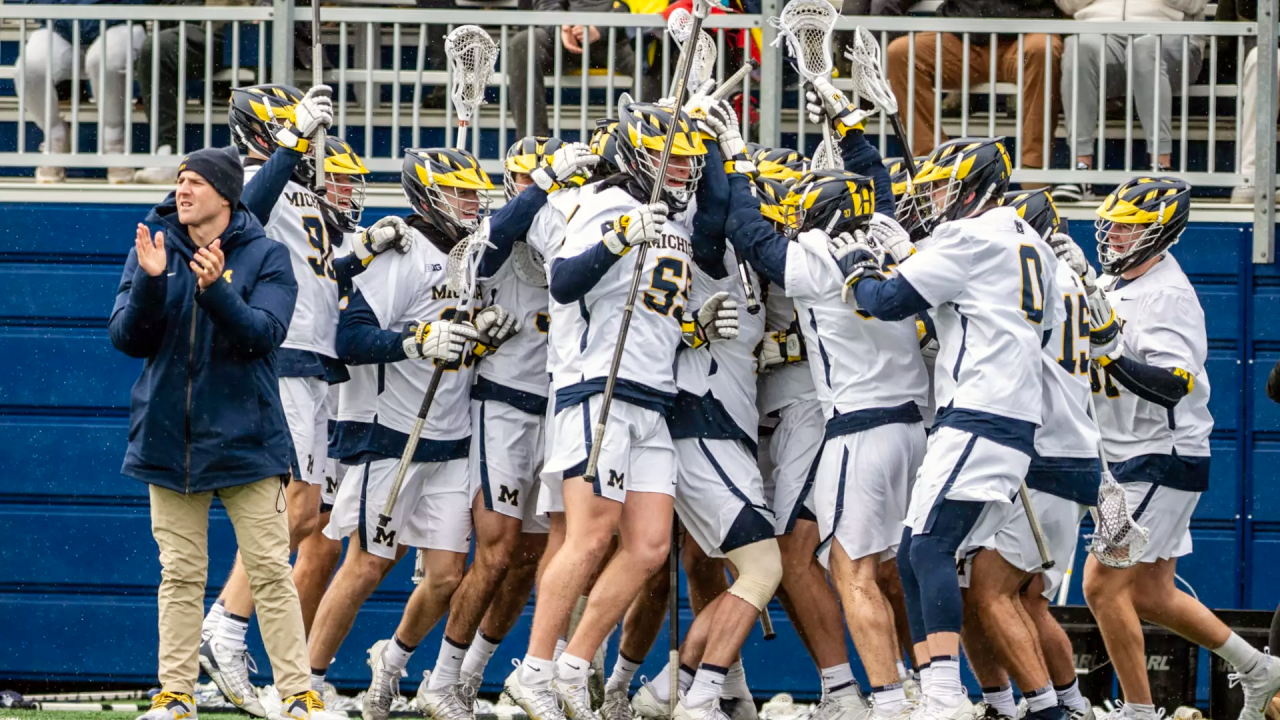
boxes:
[760,608,776,640]
[737,257,760,315]
[583,0,708,483]
[888,114,917,177]
[311,0,325,194]
[669,518,680,717]
[1086,370,1112,471]
[710,58,760,102]
[1018,481,1055,571]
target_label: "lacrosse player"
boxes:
[954,189,1100,720]
[304,148,516,718]
[1056,177,1280,720]
[831,137,1061,720]
[401,136,598,720]
[502,101,730,720]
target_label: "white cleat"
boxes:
[198,638,266,717]
[557,675,601,720]
[363,640,406,720]
[420,681,478,720]
[504,663,569,720]
[975,703,1012,720]
[1067,708,1097,720]
[901,680,920,703]
[136,691,197,720]
[808,693,870,720]
[1234,654,1280,720]
[413,671,432,712]
[282,689,345,720]
[675,701,733,720]
[603,689,636,720]
[913,698,978,720]
[632,681,672,720]
[722,697,759,720]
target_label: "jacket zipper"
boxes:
[184,300,197,494]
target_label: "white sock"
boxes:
[309,671,327,696]
[982,684,1016,718]
[872,685,907,716]
[215,611,250,651]
[821,663,860,699]
[896,661,909,683]
[426,635,470,691]
[606,653,643,695]
[382,635,417,672]
[520,655,555,689]
[919,665,933,695]
[684,664,728,709]
[556,653,592,684]
[1025,684,1059,713]
[723,660,751,700]
[1124,703,1158,720]
[1215,633,1265,675]
[928,656,964,706]
[652,663,696,704]
[203,601,227,640]
[553,638,569,662]
[1056,680,1088,714]
[460,631,502,681]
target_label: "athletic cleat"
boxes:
[632,680,671,720]
[1066,707,1096,720]
[722,697,759,720]
[591,645,608,710]
[901,679,921,703]
[363,640,406,720]
[557,675,601,720]
[675,700,734,720]
[420,681,477,720]
[1023,707,1068,720]
[808,692,870,720]
[413,671,432,712]
[975,703,1011,720]
[603,689,636,720]
[136,691,197,720]
[912,698,978,720]
[198,639,266,717]
[282,690,343,720]
[1233,653,1280,720]
[872,704,915,720]
[504,663,569,720]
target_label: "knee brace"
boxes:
[725,539,784,611]
[908,499,986,636]
[895,528,929,644]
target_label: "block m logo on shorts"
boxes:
[371,525,397,547]
[498,484,520,506]
[325,475,339,496]
[607,470,625,489]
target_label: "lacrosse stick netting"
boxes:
[769,0,837,81]
[445,224,494,314]
[667,8,718,95]
[810,138,843,171]
[1084,386,1150,568]
[445,25,498,145]
[845,26,897,115]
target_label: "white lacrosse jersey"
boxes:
[784,230,929,422]
[758,282,817,416]
[1095,253,1212,461]
[529,187,582,393]
[550,184,692,408]
[894,207,1062,428]
[476,241,551,400]
[244,164,338,358]
[1036,263,1100,460]
[673,247,766,443]
[335,227,476,448]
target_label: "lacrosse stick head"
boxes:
[768,0,837,81]
[511,241,549,288]
[667,8,718,95]
[844,26,898,115]
[782,169,875,239]
[1087,471,1151,569]
[809,138,844,172]
[909,137,1011,232]
[445,25,498,125]
[402,147,494,243]
[445,225,495,314]
[616,101,707,212]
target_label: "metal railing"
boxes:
[0,3,1276,256]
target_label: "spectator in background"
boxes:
[1217,0,1276,203]
[15,0,145,184]
[133,0,244,185]
[1051,0,1206,202]
[885,0,1063,185]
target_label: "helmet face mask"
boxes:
[616,102,707,212]
[909,138,1011,232]
[1096,220,1160,273]
[320,136,370,233]
[402,147,494,242]
[1093,176,1190,275]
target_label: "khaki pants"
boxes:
[149,477,308,697]
[887,32,1063,170]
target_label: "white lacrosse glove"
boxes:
[1087,286,1124,362]
[531,142,599,192]
[805,76,875,137]
[757,332,785,372]
[917,319,939,363]
[1046,232,1090,279]
[866,213,914,264]
[277,85,333,151]
[602,202,669,256]
[354,215,412,264]
[828,231,886,304]
[702,99,754,173]
[473,304,520,357]
[401,319,478,363]
[680,291,739,348]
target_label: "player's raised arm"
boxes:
[723,170,790,289]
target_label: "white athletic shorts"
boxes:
[675,438,776,559]
[470,399,551,534]
[320,459,346,512]
[813,422,926,569]
[906,427,1032,534]
[958,488,1088,599]
[537,396,565,516]
[280,375,331,486]
[1124,482,1199,563]
[325,456,472,559]
[763,399,824,535]
[543,395,678,503]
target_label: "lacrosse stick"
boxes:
[1085,382,1151,568]
[846,26,915,177]
[583,0,712,486]
[375,229,493,550]
[1019,481,1054,571]
[446,25,498,151]
[311,0,325,194]
[770,0,840,168]
[760,608,777,640]
[667,8,718,95]
[710,58,760,103]
[669,519,681,716]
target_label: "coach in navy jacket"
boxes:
[109,145,317,711]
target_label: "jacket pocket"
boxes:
[191,366,263,449]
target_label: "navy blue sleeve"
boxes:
[334,253,368,288]
[478,185,551,277]
[691,143,729,279]
[1104,356,1193,409]
[723,172,789,289]
[851,275,932,321]
[336,288,408,365]
[108,248,169,359]
[195,240,297,357]
[241,148,304,226]
[840,131,895,217]
[549,240,623,304]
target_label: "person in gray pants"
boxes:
[1052,0,1206,202]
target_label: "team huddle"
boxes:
[154,76,1280,720]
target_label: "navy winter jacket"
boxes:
[109,196,298,494]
